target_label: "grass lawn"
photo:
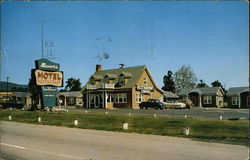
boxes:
[0,109,249,146]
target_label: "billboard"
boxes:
[30,58,63,108]
[35,69,63,87]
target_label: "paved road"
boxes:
[69,108,249,120]
[0,121,248,160]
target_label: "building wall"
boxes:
[132,69,163,109]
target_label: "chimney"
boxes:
[96,64,102,72]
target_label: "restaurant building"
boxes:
[83,65,164,109]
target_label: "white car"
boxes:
[164,101,186,109]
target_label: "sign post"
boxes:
[30,58,63,109]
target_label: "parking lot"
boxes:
[68,108,249,120]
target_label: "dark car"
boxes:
[0,102,24,109]
[139,99,165,110]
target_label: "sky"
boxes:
[1,1,249,90]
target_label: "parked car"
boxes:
[178,99,194,109]
[0,102,24,109]
[139,99,165,110]
[165,100,186,109]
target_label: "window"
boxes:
[143,77,147,85]
[119,77,124,86]
[203,96,212,104]
[111,93,127,103]
[136,93,144,103]
[69,97,75,104]
[232,96,239,105]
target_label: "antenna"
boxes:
[41,20,56,60]
[119,64,125,68]
[41,21,45,59]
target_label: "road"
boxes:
[69,108,249,120]
[0,121,248,160]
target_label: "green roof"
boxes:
[227,87,249,95]
[178,87,223,95]
[85,65,146,89]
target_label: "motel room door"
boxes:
[247,96,250,108]
[93,94,103,108]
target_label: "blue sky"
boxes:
[1,1,249,89]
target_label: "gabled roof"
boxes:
[91,75,103,81]
[164,91,179,98]
[57,91,82,97]
[84,65,146,89]
[227,87,249,95]
[120,72,132,78]
[178,87,223,95]
[12,92,30,98]
[104,73,116,79]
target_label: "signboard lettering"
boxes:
[136,85,154,91]
[35,70,63,87]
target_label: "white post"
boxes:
[105,111,108,115]
[8,115,12,120]
[153,113,156,117]
[128,112,131,116]
[219,115,223,120]
[183,127,190,136]
[9,107,12,111]
[184,115,187,118]
[38,117,41,123]
[85,110,88,114]
[74,120,78,126]
[123,123,128,130]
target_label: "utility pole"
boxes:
[41,21,45,59]
[6,77,9,107]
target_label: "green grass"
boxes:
[0,109,249,146]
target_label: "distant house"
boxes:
[163,91,179,102]
[12,92,32,106]
[178,87,225,108]
[83,65,164,109]
[57,91,83,106]
[226,87,249,108]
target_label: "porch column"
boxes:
[86,91,88,108]
[199,93,202,107]
[238,94,241,108]
[88,92,90,108]
[104,91,107,109]
[186,94,189,99]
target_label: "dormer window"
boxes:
[104,74,116,84]
[119,76,125,86]
[118,72,132,86]
[143,77,147,85]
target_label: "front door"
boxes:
[247,96,250,108]
[189,93,200,107]
[95,95,99,108]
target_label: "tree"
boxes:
[28,78,40,110]
[196,79,208,88]
[162,70,175,93]
[211,80,222,87]
[173,65,197,92]
[65,78,81,91]
[211,80,226,92]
